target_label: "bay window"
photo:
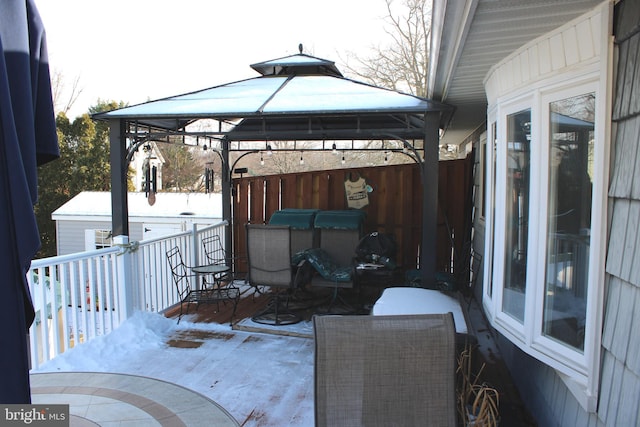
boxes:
[485,76,608,411]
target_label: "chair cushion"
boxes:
[300,248,352,282]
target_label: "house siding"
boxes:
[475,0,640,427]
[485,5,603,105]
[599,3,640,427]
[56,220,144,255]
[485,1,639,425]
[56,220,111,255]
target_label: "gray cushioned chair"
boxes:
[313,313,457,427]
[246,224,300,325]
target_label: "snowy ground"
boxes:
[32,311,316,426]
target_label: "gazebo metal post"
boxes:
[110,118,129,237]
[421,112,441,289]
[221,137,232,262]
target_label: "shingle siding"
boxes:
[618,369,640,426]
[610,279,635,360]
[626,292,640,376]
[601,275,620,351]
[609,117,640,198]
[596,2,640,425]
[620,200,639,282]
[605,199,629,278]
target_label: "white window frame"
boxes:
[483,114,497,308]
[85,229,113,251]
[492,94,538,344]
[483,68,609,411]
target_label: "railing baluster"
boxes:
[28,221,228,368]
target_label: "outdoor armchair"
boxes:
[166,246,239,325]
[313,313,457,427]
[246,224,303,325]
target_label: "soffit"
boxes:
[429,0,604,145]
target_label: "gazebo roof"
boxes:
[102,51,449,288]
[94,52,453,141]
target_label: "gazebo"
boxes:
[94,50,453,286]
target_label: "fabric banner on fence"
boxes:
[344,172,369,209]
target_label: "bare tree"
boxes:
[51,68,83,115]
[341,0,431,97]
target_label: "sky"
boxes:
[34,0,393,119]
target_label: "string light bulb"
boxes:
[299,152,304,165]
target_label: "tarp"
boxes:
[0,0,59,403]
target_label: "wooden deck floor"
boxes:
[160,284,536,426]
[162,284,378,332]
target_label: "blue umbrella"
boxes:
[0,0,59,403]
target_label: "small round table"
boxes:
[191,263,231,289]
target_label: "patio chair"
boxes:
[314,210,365,266]
[246,224,302,325]
[268,209,319,257]
[166,246,239,325]
[313,313,457,427]
[307,210,364,309]
[201,234,233,287]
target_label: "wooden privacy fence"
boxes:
[232,157,474,276]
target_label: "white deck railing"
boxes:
[27,221,229,370]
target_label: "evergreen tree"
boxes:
[161,143,205,192]
[34,100,126,258]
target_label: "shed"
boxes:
[52,191,222,255]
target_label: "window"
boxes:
[502,110,531,323]
[85,229,112,251]
[543,94,595,351]
[479,5,612,410]
[485,78,607,411]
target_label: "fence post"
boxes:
[114,235,135,322]
[191,223,199,267]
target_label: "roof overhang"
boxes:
[428,0,605,146]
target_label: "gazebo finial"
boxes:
[298,43,303,54]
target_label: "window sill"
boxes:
[557,370,597,413]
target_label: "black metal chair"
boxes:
[201,234,233,288]
[166,246,239,325]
